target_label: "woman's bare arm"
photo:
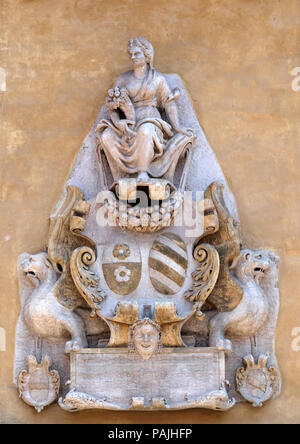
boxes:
[165,101,181,132]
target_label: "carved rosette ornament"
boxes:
[15,37,281,413]
[236,355,278,407]
[113,244,131,260]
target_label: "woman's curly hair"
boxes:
[128,37,154,68]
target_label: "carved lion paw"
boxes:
[65,338,86,354]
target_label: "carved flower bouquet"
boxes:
[105,87,136,122]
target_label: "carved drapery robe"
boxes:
[97,68,193,182]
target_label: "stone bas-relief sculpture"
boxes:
[15,37,280,413]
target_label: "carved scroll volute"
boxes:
[70,247,106,318]
[185,244,220,320]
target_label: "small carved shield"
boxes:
[236,355,278,407]
[17,356,60,413]
[102,242,142,295]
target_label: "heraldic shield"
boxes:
[102,241,142,296]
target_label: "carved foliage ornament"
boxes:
[70,247,106,318]
[185,243,220,320]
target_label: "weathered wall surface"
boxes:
[0,0,300,424]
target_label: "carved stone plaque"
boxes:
[59,347,234,411]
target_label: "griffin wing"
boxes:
[48,186,95,310]
[200,182,243,312]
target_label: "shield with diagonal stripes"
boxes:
[149,232,188,295]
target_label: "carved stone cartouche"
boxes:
[18,356,60,413]
[15,37,281,414]
[236,355,278,407]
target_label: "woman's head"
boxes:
[128,37,154,68]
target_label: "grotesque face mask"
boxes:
[129,319,161,360]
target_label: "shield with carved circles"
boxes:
[102,241,142,295]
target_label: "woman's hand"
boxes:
[117,119,136,139]
[174,127,194,138]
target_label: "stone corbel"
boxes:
[101,302,139,347]
[154,302,195,347]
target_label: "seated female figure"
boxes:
[96,37,195,184]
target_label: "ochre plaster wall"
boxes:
[0,0,300,424]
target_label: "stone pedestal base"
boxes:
[59,347,235,411]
